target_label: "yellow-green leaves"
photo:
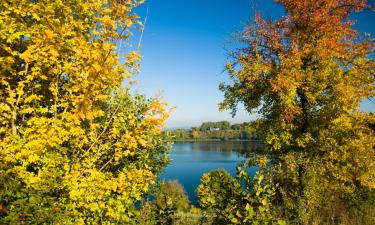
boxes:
[197,169,281,224]
[0,0,170,224]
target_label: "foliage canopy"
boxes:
[199,0,375,224]
[0,0,170,224]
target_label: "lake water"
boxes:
[159,141,262,205]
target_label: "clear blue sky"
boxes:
[128,0,374,128]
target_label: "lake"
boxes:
[159,141,262,205]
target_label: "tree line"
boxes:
[164,121,260,141]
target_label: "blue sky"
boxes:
[128,0,374,128]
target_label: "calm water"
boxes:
[159,141,262,205]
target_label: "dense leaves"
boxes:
[197,169,283,224]
[0,0,171,224]
[137,180,191,225]
[200,0,374,224]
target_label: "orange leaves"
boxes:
[125,51,142,65]
[219,1,374,223]
[44,29,55,39]
[141,96,170,132]
[270,75,290,94]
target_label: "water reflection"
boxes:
[188,140,264,155]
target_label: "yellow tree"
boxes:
[0,0,170,224]
[199,0,374,224]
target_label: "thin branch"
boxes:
[78,96,123,161]
[12,63,29,135]
[15,63,28,108]
[54,74,58,123]
[137,6,149,50]
[102,24,129,66]
[99,155,114,171]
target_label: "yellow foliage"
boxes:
[0,0,171,224]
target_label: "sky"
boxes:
[127,0,375,128]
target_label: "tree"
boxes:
[204,0,374,223]
[0,0,170,224]
[197,169,281,224]
[137,180,191,225]
[154,180,190,224]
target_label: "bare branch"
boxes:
[137,6,149,50]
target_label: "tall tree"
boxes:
[0,0,170,224]
[199,0,375,224]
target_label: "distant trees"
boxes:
[200,121,231,131]
[0,0,170,224]
[199,0,374,224]
[165,121,259,141]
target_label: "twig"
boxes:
[99,155,114,171]
[11,63,28,135]
[79,99,122,161]
[137,6,149,50]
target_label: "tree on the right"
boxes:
[209,0,374,224]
